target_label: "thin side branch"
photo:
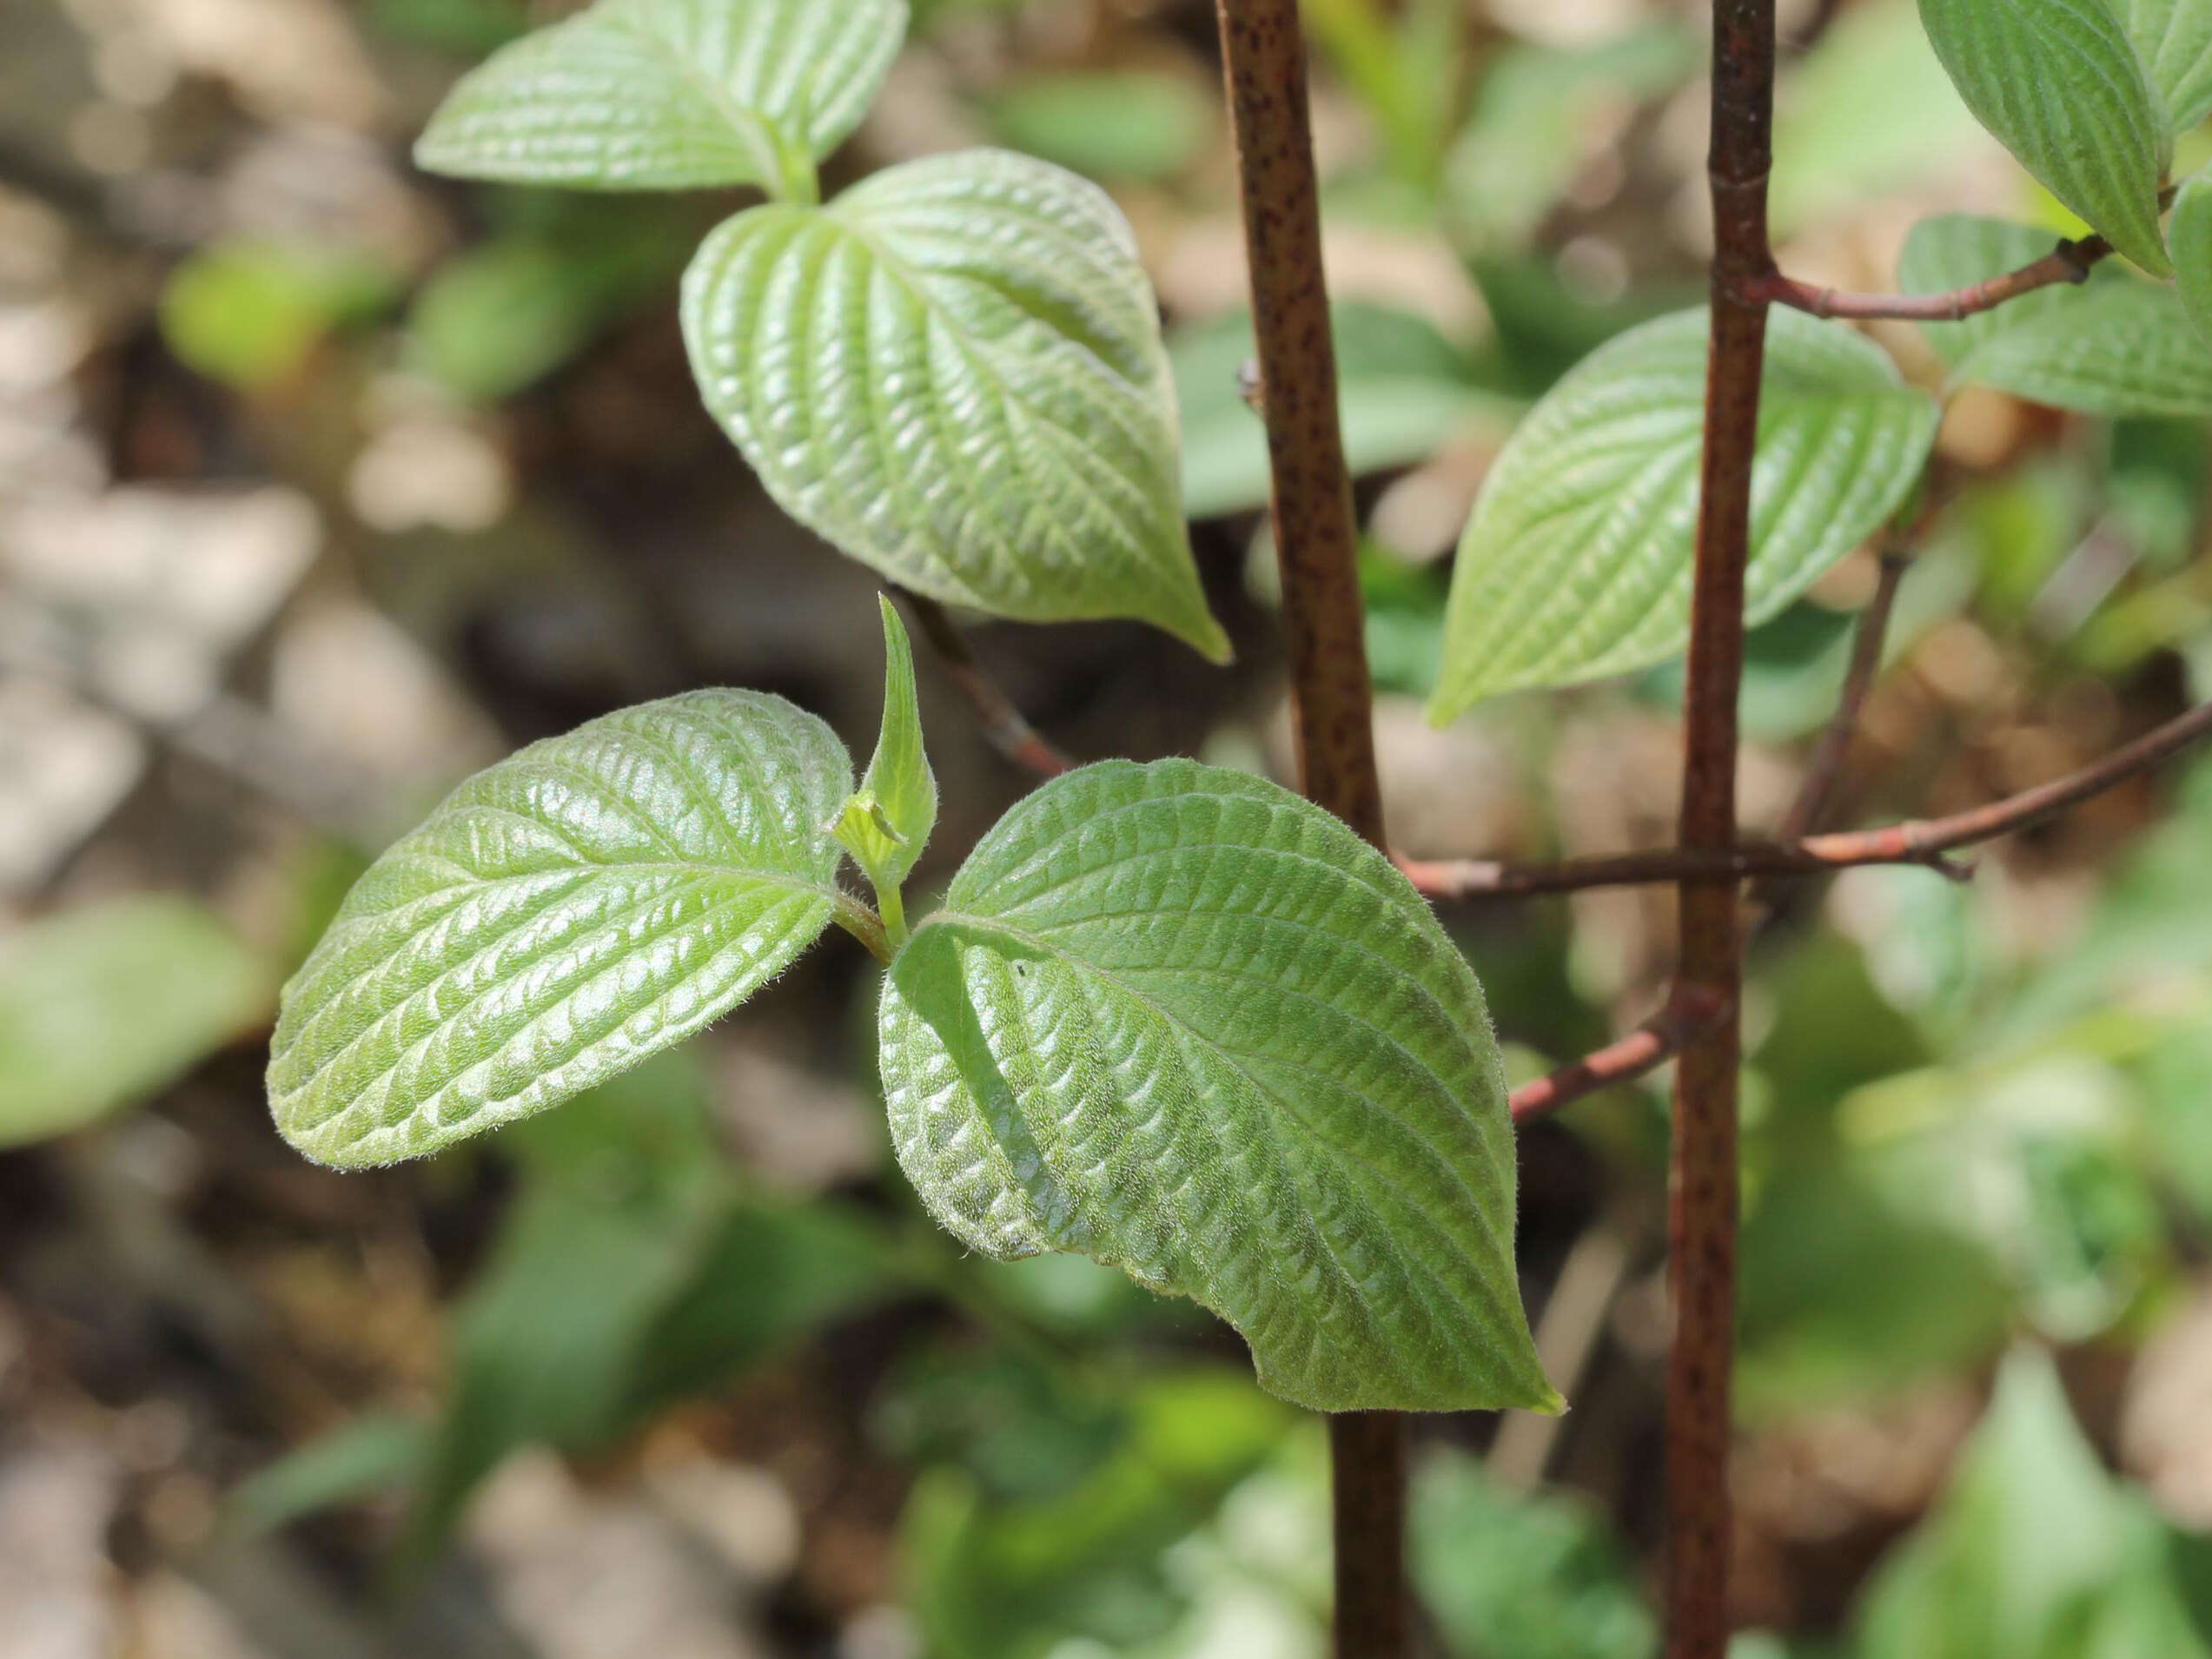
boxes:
[894,591,1075,777]
[1509,983,1732,1126]
[1773,543,1909,843]
[1739,185,2176,322]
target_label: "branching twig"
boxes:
[1212,2,1405,1652]
[1773,544,1909,843]
[893,590,1075,777]
[1739,184,2176,322]
[1509,983,1732,1127]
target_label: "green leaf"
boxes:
[2173,173,2212,349]
[1427,307,1938,718]
[682,149,1230,661]
[0,898,272,1148]
[878,757,1554,1413]
[831,597,937,914]
[1171,301,1516,520]
[983,69,1212,185]
[1412,1449,1655,1659]
[2121,0,2212,132]
[1917,0,2173,275]
[1901,214,2212,414]
[159,241,398,391]
[414,0,906,198]
[1856,1348,2212,1659]
[267,690,861,1167]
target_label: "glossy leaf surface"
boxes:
[268,691,856,1167]
[878,757,1554,1413]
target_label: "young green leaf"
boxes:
[268,691,863,1168]
[2171,174,2212,350]
[878,757,1557,1414]
[0,897,272,1148]
[1917,0,2172,276]
[681,149,1231,662]
[831,597,937,901]
[1902,213,2212,414]
[1427,307,1938,719]
[414,0,906,199]
[2121,0,2212,133]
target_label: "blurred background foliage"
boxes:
[2,0,2211,1654]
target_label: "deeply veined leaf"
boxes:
[2172,175,2212,349]
[878,757,1556,1413]
[1902,213,2212,414]
[1918,0,2173,275]
[268,691,859,1167]
[2121,0,2212,132]
[414,0,906,197]
[831,597,937,902]
[681,149,1231,662]
[0,897,272,1148]
[1427,307,1938,718]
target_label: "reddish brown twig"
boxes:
[1774,545,1909,843]
[1738,185,2176,322]
[1668,3,1774,1650]
[1211,2,1404,1653]
[1509,983,1732,1127]
[894,591,1075,778]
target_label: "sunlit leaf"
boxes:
[1902,214,2212,415]
[159,241,397,391]
[684,152,1225,656]
[831,597,937,899]
[414,0,906,196]
[683,149,1229,658]
[0,898,272,1148]
[1428,307,1937,718]
[268,691,858,1167]
[878,757,1554,1413]
[1917,0,2172,274]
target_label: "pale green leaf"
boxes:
[2172,173,2212,348]
[414,0,906,197]
[832,595,937,897]
[1917,0,2172,275]
[267,691,858,1168]
[878,757,1555,1413]
[1427,307,1938,718]
[2121,0,2212,132]
[681,149,1231,661]
[0,897,272,1148]
[1902,213,2212,414]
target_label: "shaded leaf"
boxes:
[1917,0,2172,274]
[878,757,1553,1413]
[1171,302,1515,520]
[1428,307,1937,717]
[2173,173,2212,350]
[1904,213,2212,415]
[2122,0,2212,132]
[267,691,857,1167]
[414,0,905,196]
[683,149,1229,659]
[0,898,272,1148]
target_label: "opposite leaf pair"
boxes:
[268,604,1554,1415]
[416,0,1229,663]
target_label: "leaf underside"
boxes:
[1427,306,1938,719]
[268,691,853,1167]
[680,148,1230,661]
[1917,0,2172,276]
[414,0,907,193]
[2169,176,2212,352]
[878,757,1555,1413]
[1902,213,2212,415]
